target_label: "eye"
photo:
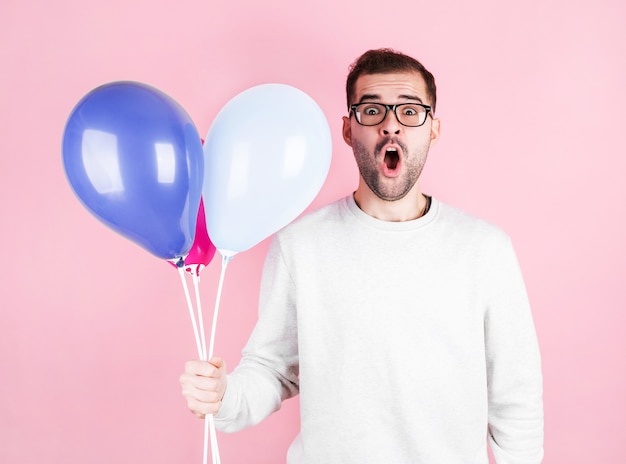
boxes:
[401,105,420,116]
[363,105,381,115]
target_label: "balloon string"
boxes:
[178,267,202,359]
[192,274,208,360]
[209,254,231,359]
[203,416,210,464]
[205,415,221,464]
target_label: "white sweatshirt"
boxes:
[215,195,544,464]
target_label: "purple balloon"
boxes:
[62,81,203,260]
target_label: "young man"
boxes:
[180,48,544,463]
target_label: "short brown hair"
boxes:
[346,48,437,112]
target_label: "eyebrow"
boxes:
[358,93,425,104]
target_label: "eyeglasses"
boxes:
[350,102,432,127]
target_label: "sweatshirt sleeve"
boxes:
[484,236,544,463]
[214,237,300,432]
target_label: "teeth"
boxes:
[386,148,398,152]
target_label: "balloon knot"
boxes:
[175,257,185,268]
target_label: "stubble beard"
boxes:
[353,138,429,202]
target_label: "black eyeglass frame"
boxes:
[349,102,433,127]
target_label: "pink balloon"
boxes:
[170,198,216,276]
[185,198,216,275]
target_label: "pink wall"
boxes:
[2,0,625,462]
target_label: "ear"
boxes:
[429,117,441,145]
[342,115,353,147]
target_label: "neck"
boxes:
[353,184,429,222]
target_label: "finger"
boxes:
[184,360,220,378]
[180,372,222,392]
[186,397,222,417]
[182,386,223,404]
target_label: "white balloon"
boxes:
[203,84,332,255]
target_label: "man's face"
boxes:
[342,71,440,201]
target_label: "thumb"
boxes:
[209,356,226,370]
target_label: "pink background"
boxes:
[1,0,625,462]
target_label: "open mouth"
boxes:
[384,148,400,170]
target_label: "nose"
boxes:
[379,107,401,136]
